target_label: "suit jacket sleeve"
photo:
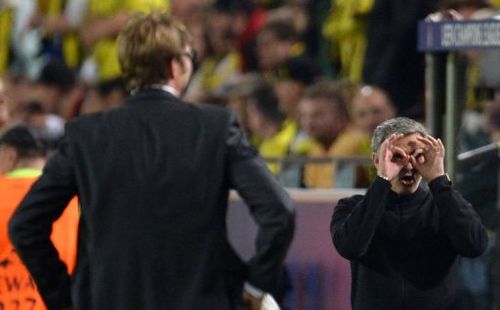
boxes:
[225,114,295,295]
[330,177,392,260]
[8,132,77,310]
[429,175,488,257]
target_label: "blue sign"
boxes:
[418,19,500,51]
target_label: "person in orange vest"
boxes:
[0,125,78,310]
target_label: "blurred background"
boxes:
[0,0,499,309]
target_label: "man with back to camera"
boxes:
[9,12,295,310]
[330,117,487,310]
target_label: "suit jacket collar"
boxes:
[127,88,179,104]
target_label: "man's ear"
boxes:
[371,152,379,167]
[169,59,178,79]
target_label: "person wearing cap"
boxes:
[9,12,294,310]
[0,125,78,310]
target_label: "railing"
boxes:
[457,142,500,309]
[262,155,373,188]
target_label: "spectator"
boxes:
[275,57,322,122]
[351,85,396,137]
[184,3,242,101]
[362,0,438,119]
[27,0,87,68]
[322,0,374,81]
[245,80,290,174]
[351,85,396,181]
[256,19,300,77]
[28,59,77,148]
[299,81,366,188]
[274,57,322,186]
[79,0,169,82]
[0,3,13,75]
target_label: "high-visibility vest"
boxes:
[0,176,79,310]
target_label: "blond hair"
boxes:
[117,12,191,90]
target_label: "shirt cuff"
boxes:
[244,282,265,299]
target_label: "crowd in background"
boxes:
[0,0,499,189]
[0,0,500,309]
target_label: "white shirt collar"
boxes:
[131,84,179,97]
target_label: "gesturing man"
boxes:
[331,117,487,310]
[9,13,294,310]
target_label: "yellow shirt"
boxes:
[304,127,366,188]
[0,7,13,74]
[88,0,169,80]
[322,0,374,82]
[258,120,296,174]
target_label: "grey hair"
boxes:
[371,117,428,153]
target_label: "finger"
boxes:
[418,154,426,164]
[437,138,445,154]
[410,155,419,168]
[416,136,439,154]
[392,146,407,158]
[416,135,433,147]
[426,135,439,144]
[386,133,404,145]
[391,146,409,165]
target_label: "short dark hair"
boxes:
[302,81,349,118]
[277,57,322,86]
[248,82,285,125]
[38,60,76,92]
[260,20,298,42]
[0,125,46,158]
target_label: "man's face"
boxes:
[298,98,344,144]
[275,80,303,118]
[256,31,291,70]
[176,47,195,93]
[374,133,426,195]
[0,145,17,175]
[352,90,395,134]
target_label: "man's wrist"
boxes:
[429,173,452,187]
[428,172,448,183]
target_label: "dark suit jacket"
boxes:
[8,89,295,310]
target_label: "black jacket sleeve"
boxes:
[8,132,77,310]
[225,114,295,295]
[429,175,488,257]
[330,177,392,260]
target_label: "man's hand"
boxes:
[376,133,409,181]
[242,291,263,310]
[411,135,445,182]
